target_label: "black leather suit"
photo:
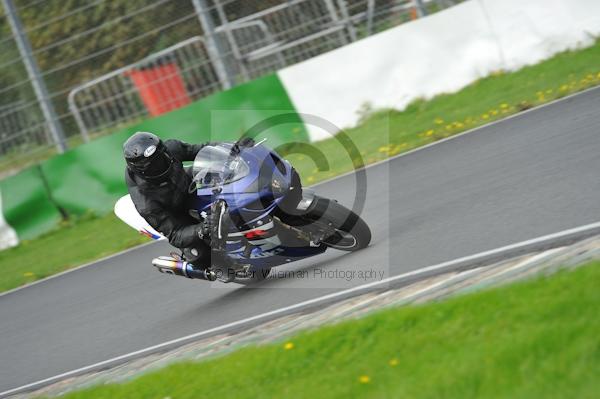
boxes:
[125,139,211,267]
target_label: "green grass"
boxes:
[0,213,149,292]
[283,40,600,184]
[56,260,600,399]
[1,41,600,293]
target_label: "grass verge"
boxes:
[284,40,600,182]
[57,260,600,398]
[2,41,600,293]
[0,213,148,292]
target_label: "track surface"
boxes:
[1,88,600,393]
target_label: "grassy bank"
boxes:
[58,260,600,398]
[2,41,599,293]
[285,40,600,182]
[0,213,148,292]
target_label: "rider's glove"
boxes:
[238,137,255,147]
[196,219,211,241]
[230,137,255,155]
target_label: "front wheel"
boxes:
[304,196,371,251]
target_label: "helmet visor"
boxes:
[131,152,172,179]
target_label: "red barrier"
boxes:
[128,64,191,116]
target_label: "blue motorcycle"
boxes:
[115,141,371,284]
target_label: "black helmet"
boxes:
[123,132,173,182]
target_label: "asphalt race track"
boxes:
[1,87,599,394]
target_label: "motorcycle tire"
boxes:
[303,196,371,251]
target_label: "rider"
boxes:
[122,131,254,280]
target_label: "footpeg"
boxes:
[309,231,327,247]
[212,265,237,283]
[204,269,217,281]
[211,262,250,283]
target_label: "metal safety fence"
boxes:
[68,36,222,140]
[0,0,460,175]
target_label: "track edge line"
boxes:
[3,219,600,398]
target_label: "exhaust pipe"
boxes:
[152,256,216,281]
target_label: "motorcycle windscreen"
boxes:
[191,144,250,189]
[114,195,166,240]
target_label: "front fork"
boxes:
[210,198,229,252]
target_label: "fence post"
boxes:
[414,0,428,17]
[335,0,357,42]
[323,0,349,45]
[213,0,250,82]
[191,0,236,89]
[366,0,376,36]
[67,90,90,143]
[1,0,68,153]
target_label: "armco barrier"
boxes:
[0,73,309,248]
[0,166,64,242]
[40,131,132,215]
[123,73,308,146]
[41,73,308,217]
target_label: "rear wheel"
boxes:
[302,196,371,251]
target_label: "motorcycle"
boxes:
[114,140,371,284]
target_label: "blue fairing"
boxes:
[226,243,327,269]
[191,143,325,270]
